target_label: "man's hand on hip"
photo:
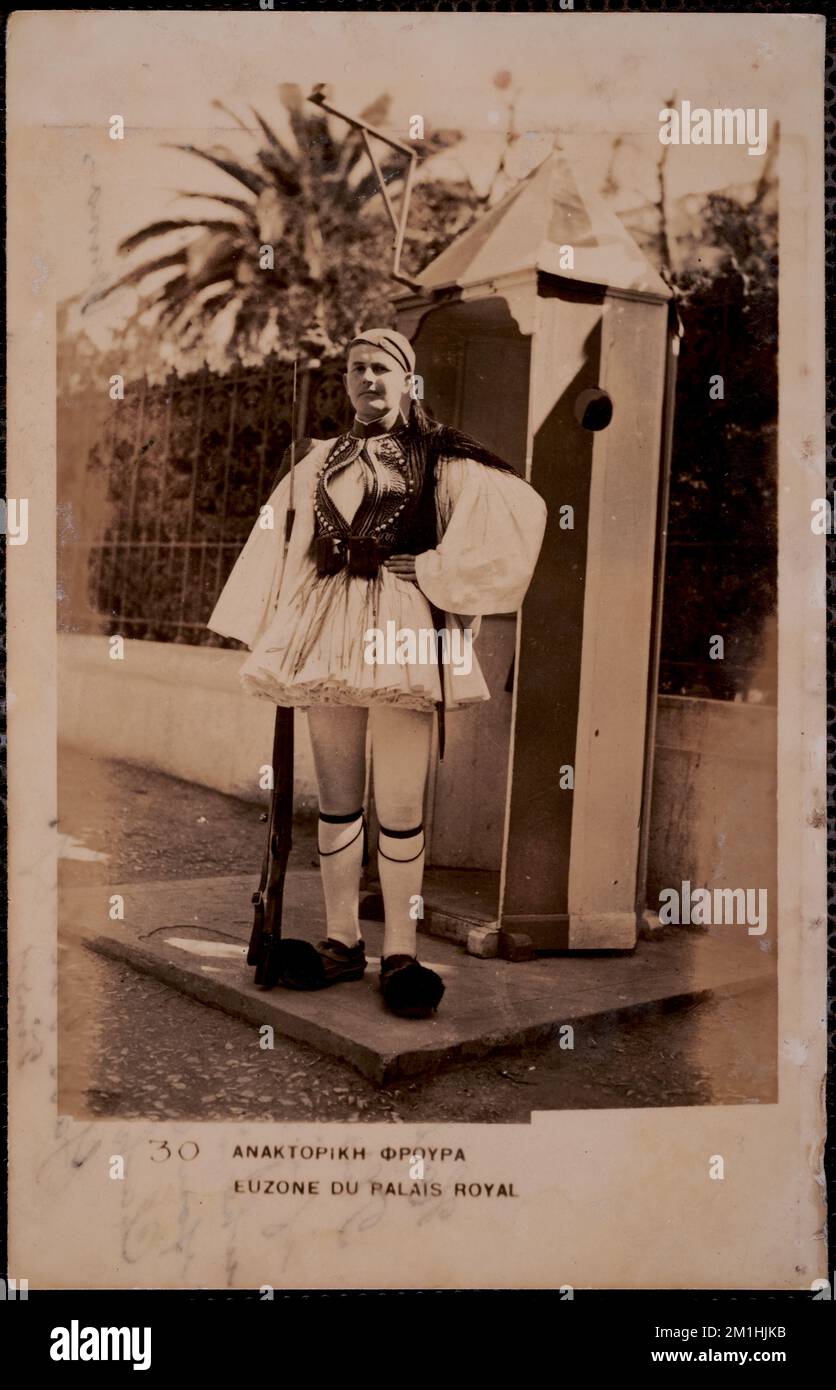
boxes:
[383,554,419,584]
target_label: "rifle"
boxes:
[248,702,294,987]
[248,361,299,988]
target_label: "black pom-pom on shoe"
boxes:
[380,955,444,1018]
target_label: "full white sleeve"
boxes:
[414,457,548,616]
[206,471,292,649]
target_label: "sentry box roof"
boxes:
[403,150,672,306]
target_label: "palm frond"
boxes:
[166,283,238,339]
[254,147,302,199]
[249,107,298,170]
[249,106,303,198]
[118,219,243,256]
[155,260,241,328]
[82,251,188,310]
[279,84,336,175]
[176,191,256,219]
[330,128,368,187]
[413,128,463,157]
[191,287,238,324]
[226,296,263,353]
[347,159,406,212]
[164,143,267,196]
[210,99,251,132]
[358,93,392,127]
[278,83,305,114]
[302,110,339,176]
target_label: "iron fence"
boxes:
[77,357,352,646]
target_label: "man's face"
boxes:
[344,345,410,422]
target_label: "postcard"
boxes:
[5,8,828,1295]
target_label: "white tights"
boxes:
[307,705,433,958]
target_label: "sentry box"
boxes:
[396,151,679,953]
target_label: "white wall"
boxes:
[58,635,776,894]
[646,693,776,903]
[58,634,319,812]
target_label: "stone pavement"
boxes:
[61,870,775,1086]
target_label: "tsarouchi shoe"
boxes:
[277,937,367,990]
[379,954,445,1019]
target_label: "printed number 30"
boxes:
[149,1140,200,1162]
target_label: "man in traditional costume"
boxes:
[208,328,547,1018]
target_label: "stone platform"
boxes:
[60,871,775,1085]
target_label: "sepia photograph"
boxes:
[6,7,827,1296]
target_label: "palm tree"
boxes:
[83,85,469,372]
